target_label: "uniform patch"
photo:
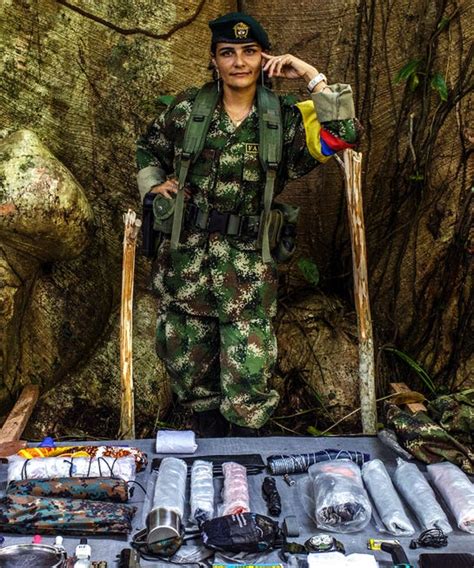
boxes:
[233,22,250,39]
[245,143,259,154]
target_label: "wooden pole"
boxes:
[119,209,141,439]
[340,149,377,434]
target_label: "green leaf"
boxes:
[437,16,450,31]
[307,426,328,436]
[384,347,437,395]
[157,94,175,106]
[409,73,420,91]
[297,258,320,286]
[431,72,448,101]
[395,59,421,84]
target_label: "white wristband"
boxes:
[307,72,327,93]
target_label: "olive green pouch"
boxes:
[152,194,175,235]
[268,202,300,263]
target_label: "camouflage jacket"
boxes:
[136,84,357,321]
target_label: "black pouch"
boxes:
[200,513,282,553]
[268,203,300,263]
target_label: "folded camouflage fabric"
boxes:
[0,494,136,534]
[6,477,129,502]
[18,445,148,472]
[428,389,474,446]
[385,403,474,474]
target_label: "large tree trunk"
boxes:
[243,0,473,395]
[0,0,471,436]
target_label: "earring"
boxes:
[216,68,220,92]
[261,68,265,86]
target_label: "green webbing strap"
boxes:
[257,86,283,262]
[170,82,220,250]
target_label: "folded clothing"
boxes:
[0,494,136,534]
[6,477,129,502]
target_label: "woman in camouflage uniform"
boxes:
[136,12,358,436]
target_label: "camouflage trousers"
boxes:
[156,309,279,428]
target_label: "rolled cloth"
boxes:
[155,430,198,454]
[6,477,129,502]
[0,494,136,534]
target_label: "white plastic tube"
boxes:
[190,460,214,523]
[393,458,452,533]
[152,457,187,517]
[362,459,415,536]
[428,462,474,534]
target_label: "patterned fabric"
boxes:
[155,309,278,427]
[17,445,148,472]
[385,403,474,475]
[427,389,474,446]
[6,477,129,502]
[0,494,136,534]
[137,84,358,426]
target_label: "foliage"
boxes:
[384,347,438,396]
[395,59,448,102]
[297,258,320,286]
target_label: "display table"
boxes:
[1,436,473,566]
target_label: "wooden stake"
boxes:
[341,150,377,434]
[0,384,39,440]
[119,209,141,439]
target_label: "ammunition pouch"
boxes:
[267,202,300,263]
[143,192,299,263]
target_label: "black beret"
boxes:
[209,12,271,51]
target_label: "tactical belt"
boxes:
[185,203,260,238]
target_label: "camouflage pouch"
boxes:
[153,194,175,235]
[6,477,129,502]
[0,494,136,535]
[268,202,300,263]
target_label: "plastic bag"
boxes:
[152,457,187,517]
[220,462,250,516]
[362,459,415,536]
[427,462,474,534]
[190,460,214,523]
[7,455,136,483]
[305,460,372,533]
[155,430,197,454]
[393,458,452,533]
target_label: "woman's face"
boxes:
[213,42,263,90]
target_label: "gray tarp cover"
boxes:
[1,436,473,566]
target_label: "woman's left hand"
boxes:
[261,52,317,81]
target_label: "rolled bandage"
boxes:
[155,430,197,454]
[428,462,474,534]
[221,462,250,516]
